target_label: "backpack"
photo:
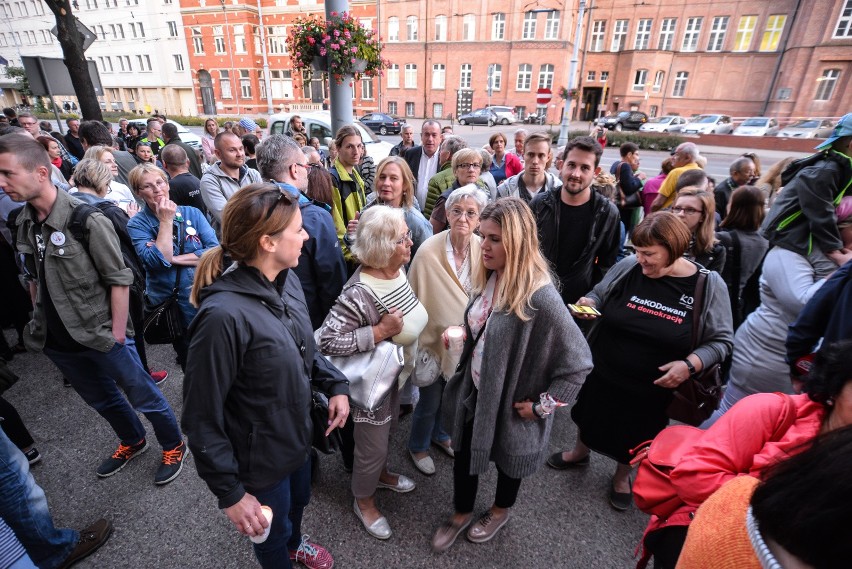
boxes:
[68,202,146,297]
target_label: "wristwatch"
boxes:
[682,358,697,377]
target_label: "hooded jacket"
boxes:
[199,162,263,229]
[182,265,348,509]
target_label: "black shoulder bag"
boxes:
[142,223,185,345]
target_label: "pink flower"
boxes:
[344,30,351,38]
[331,11,337,16]
[319,48,327,56]
[334,30,340,37]
[351,57,356,63]
[307,37,315,45]
[351,47,357,53]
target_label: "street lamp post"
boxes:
[557,0,586,146]
[326,0,353,135]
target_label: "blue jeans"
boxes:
[408,379,449,453]
[0,430,77,569]
[44,338,182,450]
[251,457,312,569]
[700,383,750,429]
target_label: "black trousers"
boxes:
[646,526,689,569]
[0,396,34,450]
[453,419,522,514]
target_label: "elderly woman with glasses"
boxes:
[126,163,218,371]
[317,205,428,541]
[407,184,489,477]
[429,148,489,235]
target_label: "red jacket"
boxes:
[501,152,523,179]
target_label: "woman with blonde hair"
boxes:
[183,182,348,569]
[432,197,592,552]
[673,188,726,272]
[201,118,219,164]
[83,145,137,208]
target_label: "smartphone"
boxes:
[117,199,133,213]
[567,304,601,317]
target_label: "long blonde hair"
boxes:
[676,188,718,255]
[472,197,552,321]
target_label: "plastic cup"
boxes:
[446,326,465,355]
[249,506,274,544]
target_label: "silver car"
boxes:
[682,114,735,135]
[639,116,688,133]
[776,118,835,139]
[486,106,519,125]
[733,117,780,137]
[126,118,202,151]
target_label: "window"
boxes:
[192,27,203,54]
[815,69,840,101]
[435,15,447,41]
[492,13,505,40]
[632,69,648,91]
[600,71,609,82]
[267,26,287,55]
[405,102,415,117]
[387,64,399,88]
[111,24,124,39]
[240,69,251,98]
[388,17,399,42]
[634,19,652,49]
[0,34,6,47]
[523,12,537,40]
[167,21,178,37]
[432,64,445,89]
[234,25,246,54]
[406,16,418,41]
[659,18,676,50]
[173,54,184,71]
[360,19,372,32]
[463,14,476,41]
[587,71,596,81]
[545,11,559,39]
[97,56,113,73]
[516,64,532,91]
[41,29,51,43]
[537,64,554,90]
[269,70,293,99]
[213,26,225,54]
[388,101,398,115]
[672,71,688,97]
[590,20,605,51]
[733,16,756,51]
[835,0,852,37]
[220,70,232,99]
[137,22,145,37]
[97,25,106,40]
[611,19,628,51]
[460,63,472,89]
[489,64,502,91]
[117,55,131,71]
[136,55,152,71]
[433,103,443,118]
[707,16,728,51]
[362,79,373,100]
[653,70,664,92]
[760,15,786,51]
[404,64,417,88]
[681,17,702,51]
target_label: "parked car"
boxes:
[127,118,202,151]
[776,118,835,139]
[682,114,735,135]
[358,112,405,136]
[639,115,688,133]
[267,111,393,161]
[486,106,519,125]
[596,111,649,131]
[458,108,498,126]
[524,112,547,125]
[733,117,780,137]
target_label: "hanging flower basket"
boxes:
[559,86,580,100]
[287,12,389,85]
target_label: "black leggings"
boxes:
[645,526,689,569]
[0,396,34,450]
[453,419,522,514]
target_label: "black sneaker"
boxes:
[63,377,72,388]
[96,439,148,478]
[58,518,112,569]
[154,441,188,485]
[24,447,41,465]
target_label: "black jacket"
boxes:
[530,187,622,304]
[182,265,348,509]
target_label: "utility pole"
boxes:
[325,0,353,135]
[257,0,274,115]
[558,0,586,146]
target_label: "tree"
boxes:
[5,66,32,97]
[43,0,102,120]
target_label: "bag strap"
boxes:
[690,268,710,350]
[170,217,185,296]
[345,281,393,315]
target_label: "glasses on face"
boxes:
[139,178,168,192]
[395,229,413,245]
[19,121,37,127]
[448,208,479,220]
[671,206,703,215]
[137,142,152,147]
[457,163,482,170]
[294,162,316,173]
[264,187,295,220]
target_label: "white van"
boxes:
[267,111,393,161]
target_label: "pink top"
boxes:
[642,172,667,214]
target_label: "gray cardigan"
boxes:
[443,282,593,479]
[586,256,734,371]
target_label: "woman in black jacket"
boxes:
[673,188,726,273]
[183,182,349,569]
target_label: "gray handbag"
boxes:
[319,283,405,412]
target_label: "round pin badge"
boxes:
[186,227,197,236]
[50,231,66,246]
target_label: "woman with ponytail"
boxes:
[183,182,350,569]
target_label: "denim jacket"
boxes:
[16,189,134,353]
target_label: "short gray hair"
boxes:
[678,142,699,161]
[478,148,492,169]
[256,134,301,180]
[513,128,529,138]
[730,156,754,175]
[446,183,489,213]
[351,205,406,269]
[440,135,467,158]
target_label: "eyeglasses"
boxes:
[448,208,479,220]
[136,142,152,147]
[138,178,168,192]
[19,121,37,127]
[457,163,482,170]
[395,229,413,245]
[293,162,317,172]
[265,187,294,220]
[671,206,703,215]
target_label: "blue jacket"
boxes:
[127,205,218,327]
[273,182,347,330]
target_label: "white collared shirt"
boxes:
[416,150,439,209]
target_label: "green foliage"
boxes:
[551,130,684,151]
[6,66,31,97]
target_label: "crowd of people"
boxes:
[0,105,851,569]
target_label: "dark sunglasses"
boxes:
[264,186,295,220]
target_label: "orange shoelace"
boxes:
[162,444,185,465]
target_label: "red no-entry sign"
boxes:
[536,88,552,105]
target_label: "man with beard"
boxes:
[199,131,262,232]
[530,136,621,305]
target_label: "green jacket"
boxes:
[329,159,367,263]
[423,162,454,218]
[16,189,134,353]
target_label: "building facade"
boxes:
[0,0,195,115]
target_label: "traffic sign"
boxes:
[51,18,96,52]
[536,88,552,105]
